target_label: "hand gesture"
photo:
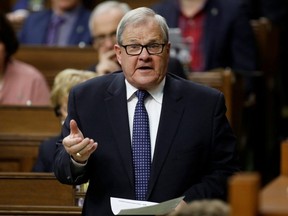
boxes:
[96,50,121,75]
[63,119,98,163]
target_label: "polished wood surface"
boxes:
[229,140,288,216]
[0,106,60,172]
[229,172,261,216]
[260,176,288,216]
[0,106,60,135]
[0,173,76,206]
[0,205,81,216]
[14,45,97,89]
[0,173,82,215]
[188,68,241,127]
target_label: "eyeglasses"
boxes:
[120,43,166,56]
[93,31,116,45]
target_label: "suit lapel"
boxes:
[104,73,134,188]
[147,75,185,197]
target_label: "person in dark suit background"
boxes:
[88,0,187,79]
[151,0,258,75]
[53,7,240,216]
[18,0,92,46]
[32,69,97,172]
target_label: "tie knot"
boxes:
[52,15,65,25]
[136,90,149,102]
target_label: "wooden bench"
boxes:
[188,68,243,130]
[0,106,60,172]
[14,45,97,89]
[0,172,82,215]
[228,140,288,216]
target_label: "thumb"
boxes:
[70,119,80,135]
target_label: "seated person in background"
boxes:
[18,0,92,47]
[88,0,187,79]
[0,12,50,106]
[6,0,46,24]
[168,199,230,216]
[32,69,97,172]
[151,0,258,75]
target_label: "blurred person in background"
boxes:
[87,0,130,75]
[6,0,46,24]
[32,68,97,172]
[151,0,258,75]
[18,0,92,47]
[0,12,50,106]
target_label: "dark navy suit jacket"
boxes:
[152,0,258,73]
[54,71,240,216]
[18,6,92,46]
[12,0,29,10]
[32,135,60,172]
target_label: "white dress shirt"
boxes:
[125,78,165,160]
[72,78,165,166]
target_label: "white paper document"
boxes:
[110,196,185,215]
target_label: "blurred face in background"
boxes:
[91,8,125,62]
[51,0,81,12]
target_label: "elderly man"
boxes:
[54,7,240,216]
[88,1,187,78]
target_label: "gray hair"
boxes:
[89,1,131,32]
[116,7,169,45]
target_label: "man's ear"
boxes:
[114,44,122,65]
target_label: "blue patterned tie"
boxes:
[132,90,151,200]
[46,15,65,45]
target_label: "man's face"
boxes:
[51,0,80,11]
[114,18,170,90]
[91,8,124,60]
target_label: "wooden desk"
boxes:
[0,106,60,172]
[260,176,288,216]
[0,173,76,206]
[0,205,81,215]
[14,45,97,89]
[0,172,82,215]
[0,106,60,135]
[229,141,288,216]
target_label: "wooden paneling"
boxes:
[14,45,97,89]
[229,140,288,216]
[0,172,82,215]
[0,173,76,206]
[0,106,60,172]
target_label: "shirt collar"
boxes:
[126,78,166,104]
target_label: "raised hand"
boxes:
[63,119,98,163]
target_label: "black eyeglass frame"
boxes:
[120,43,166,56]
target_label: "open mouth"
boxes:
[137,66,153,70]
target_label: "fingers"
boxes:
[63,119,98,163]
[74,138,98,158]
[71,138,98,163]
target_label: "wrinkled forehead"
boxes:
[121,18,164,42]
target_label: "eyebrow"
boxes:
[124,38,161,44]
